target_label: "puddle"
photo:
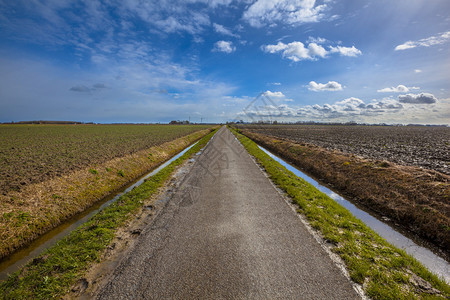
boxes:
[0,141,199,281]
[258,145,450,283]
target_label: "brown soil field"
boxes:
[237,124,449,175]
[0,125,215,259]
[235,127,449,255]
[0,124,212,195]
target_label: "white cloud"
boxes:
[237,94,450,125]
[398,93,437,104]
[308,81,343,91]
[213,23,239,37]
[329,45,362,57]
[243,0,327,28]
[308,43,328,58]
[262,41,321,61]
[263,40,361,62]
[395,31,450,51]
[377,85,410,93]
[263,90,293,101]
[240,96,407,122]
[213,40,236,53]
[307,36,327,44]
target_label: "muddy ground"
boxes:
[237,124,449,175]
[0,124,212,195]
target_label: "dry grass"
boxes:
[0,128,214,259]
[238,129,450,254]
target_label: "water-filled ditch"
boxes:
[0,141,199,280]
[258,144,449,283]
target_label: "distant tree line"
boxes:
[2,120,90,124]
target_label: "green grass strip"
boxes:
[0,129,218,300]
[230,127,449,300]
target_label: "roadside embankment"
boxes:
[0,128,218,299]
[235,128,449,255]
[0,127,216,260]
[230,127,449,299]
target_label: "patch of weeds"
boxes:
[288,146,303,155]
[343,161,351,166]
[229,127,449,299]
[89,169,98,175]
[2,212,15,222]
[0,128,218,300]
[378,161,390,168]
[117,170,125,177]
[105,167,111,172]
[52,194,62,199]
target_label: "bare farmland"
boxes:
[235,125,449,252]
[0,124,212,195]
[237,125,449,175]
[0,124,214,259]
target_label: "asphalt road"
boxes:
[96,127,360,299]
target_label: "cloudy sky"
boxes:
[0,0,449,124]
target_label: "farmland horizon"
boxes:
[1,120,449,127]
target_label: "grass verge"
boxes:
[0,127,216,260]
[230,127,449,299]
[236,129,449,254]
[0,128,218,299]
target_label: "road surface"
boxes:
[96,127,360,299]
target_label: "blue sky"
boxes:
[0,0,449,124]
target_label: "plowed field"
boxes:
[237,125,449,175]
[0,124,212,195]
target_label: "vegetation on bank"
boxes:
[0,124,214,193]
[0,128,218,299]
[0,127,214,259]
[230,127,449,299]
[236,128,449,254]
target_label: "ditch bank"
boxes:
[230,127,449,299]
[0,127,216,261]
[0,128,219,299]
[235,129,449,257]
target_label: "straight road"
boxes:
[96,127,360,299]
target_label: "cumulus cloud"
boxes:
[414,69,422,73]
[240,96,407,121]
[395,31,450,51]
[377,85,418,93]
[308,81,343,92]
[239,94,425,124]
[263,40,361,62]
[213,23,239,37]
[213,40,236,53]
[262,41,325,61]
[263,90,293,101]
[398,93,437,104]
[243,0,327,28]
[329,45,362,57]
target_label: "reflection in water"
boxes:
[258,145,449,283]
[0,141,199,280]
